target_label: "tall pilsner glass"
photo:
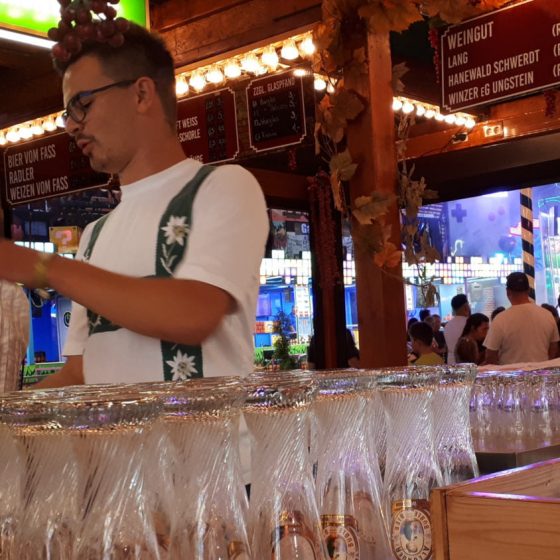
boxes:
[244,371,327,559]
[379,371,443,560]
[314,370,391,559]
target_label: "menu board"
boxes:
[441,0,560,112]
[3,133,110,206]
[176,88,239,163]
[247,71,306,152]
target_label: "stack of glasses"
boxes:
[0,364,478,560]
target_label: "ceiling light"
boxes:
[242,53,261,74]
[175,76,189,95]
[0,28,54,49]
[261,46,279,69]
[206,66,224,84]
[299,36,316,56]
[281,40,299,60]
[224,61,241,78]
[314,77,326,91]
[189,73,206,92]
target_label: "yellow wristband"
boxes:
[33,252,55,288]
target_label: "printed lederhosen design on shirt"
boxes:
[83,165,217,381]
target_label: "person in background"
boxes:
[408,321,444,366]
[425,314,446,359]
[455,313,489,365]
[419,309,431,321]
[406,317,419,356]
[307,328,360,369]
[541,303,560,336]
[490,306,505,321]
[485,272,559,365]
[444,294,471,364]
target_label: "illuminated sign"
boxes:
[0,0,147,37]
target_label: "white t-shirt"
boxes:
[444,315,467,364]
[484,303,560,365]
[63,158,268,383]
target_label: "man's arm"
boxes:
[0,241,232,346]
[485,349,499,365]
[34,355,84,389]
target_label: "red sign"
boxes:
[247,71,306,152]
[3,133,110,206]
[176,88,239,164]
[441,0,560,112]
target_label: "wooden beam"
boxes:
[345,32,407,367]
[245,167,308,207]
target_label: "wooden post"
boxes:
[345,32,407,367]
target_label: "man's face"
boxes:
[62,55,137,175]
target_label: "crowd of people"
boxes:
[408,271,560,366]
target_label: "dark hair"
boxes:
[409,321,434,347]
[491,306,505,321]
[506,271,530,292]
[419,309,431,321]
[461,313,489,337]
[451,293,468,311]
[55,23,177,128]
[542,303,559,320]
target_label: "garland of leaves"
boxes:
[312,0,512,304]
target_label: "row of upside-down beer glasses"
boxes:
[0,364,478,560]
[470,368,560,451]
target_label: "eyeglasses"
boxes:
[61,79,138,126]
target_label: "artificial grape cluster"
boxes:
[49,0,130,63]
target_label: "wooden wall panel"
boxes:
[151,0,321,67]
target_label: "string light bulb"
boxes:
[281,39,299,60]
[0,133,6,146]
[261,46,279,69]
[42,118,57,132]
[31,122,44,136]
[6,129,20,143]
[299,36,316,56]
[18,126,33,140]
[314,77,327,91]
[55,115,65,128]
[206,66,224,84]
[241,53,261,73]
[293,68,308,77]
[224,60,241,78]
[402,102,414,114]
[392,98,403,111]
[189,72,206,92]
[175,75,189,95]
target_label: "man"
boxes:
[425,313,446,357]
[484,272,559,365]
[0,23,268,388]
[444,294,470,364]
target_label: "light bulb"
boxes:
[424,109,435,119]
[175,76,189,95]
[0,134,6,146]
[455,116,466,126]
[19,126,33,139]
[281,39,299,60]
[224,60,241,78]
[261,46,279,69]
[444,114,456,124]
[242,53,261,74]
[402,102,414,114]
[314,77,326,91]
[326,83,335,94]
[189,72,206,92]
[299,36,316,56]
[416,105,426,117]
[6,129,20,143]
[31,123,44,136]
[392,98,403,111]
[435,113,445,121]
[206,66,224,84]
[55,115,65,128]
[42,118,57,132]
[465,118,476,129]
[293,68,307,77]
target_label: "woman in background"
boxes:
[455,313,490,365]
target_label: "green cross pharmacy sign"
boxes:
[0,0,148,37]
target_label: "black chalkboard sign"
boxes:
[247,72,306,152]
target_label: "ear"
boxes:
[134,77,158,115]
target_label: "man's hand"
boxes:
[34,356,84,389]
